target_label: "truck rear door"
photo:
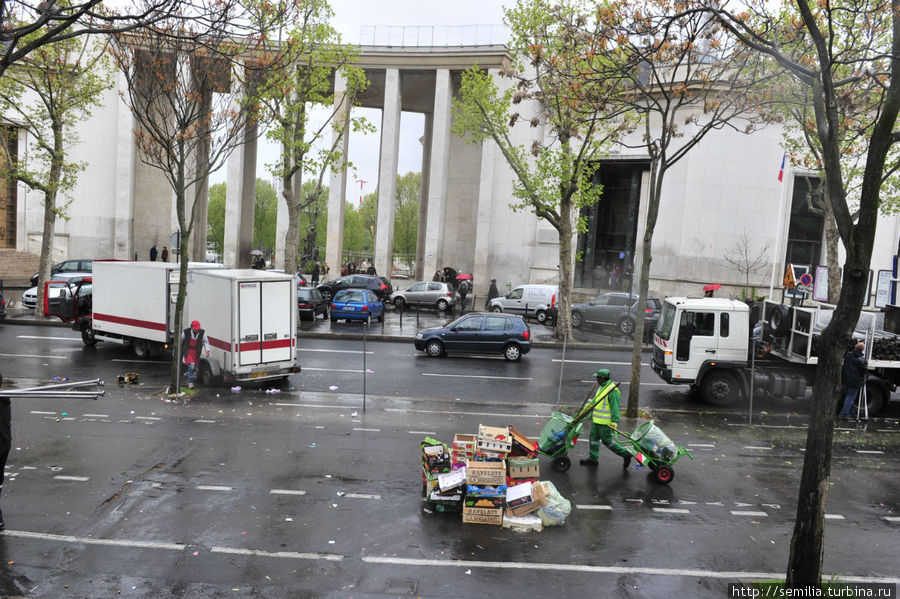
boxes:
[238,279,293,366]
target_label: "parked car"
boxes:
[21,272,92,311]
[390,281,457,311]
[414,312,531,362]
[298,287,328,321]
[317,274,392,302]
[488,284,558,323]
[570,292,662,336]
[330,288,384,323]
[30,258,94,287]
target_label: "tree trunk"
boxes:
[626,159,663,418]
[823,200,841,304]
[35,125,65,320]
[556,193,573,340]
[282,170,301,274]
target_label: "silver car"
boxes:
[390,281,457,311]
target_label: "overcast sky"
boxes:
[211,1,510,206]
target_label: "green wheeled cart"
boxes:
[538,412,585,472]
[615,420,693,484]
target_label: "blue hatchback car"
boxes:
[330,288,384,323]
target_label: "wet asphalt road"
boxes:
[0,325,899,598]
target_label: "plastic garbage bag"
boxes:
[535,481,571,527]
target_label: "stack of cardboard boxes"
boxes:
[421,424,554,528]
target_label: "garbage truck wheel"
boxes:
[552,456,571,472]
[655,465,674,484]
[81,326,97,346]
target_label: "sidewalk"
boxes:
[2,298,644,350]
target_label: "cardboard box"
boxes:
[438,467,467,493]
[508,457,540,479]
[422,444,451,473]
[508,480,549,516]
[462,505,503,525]
[465,459,506,486]
[502,511,543,532]
[508,425,538,457]
[477,424,512,454]
[505,481,535,508]
[465,485,506,508]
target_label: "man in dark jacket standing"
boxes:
[840,342,868,419]
[485,278,500,310]
[182,320,211,389]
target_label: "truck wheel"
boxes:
[132,339,152,359]
[552,456,571,472]
[81,326,97,346]
[200,362,213,386]
[700,371,740,406]
[770,305,790,336]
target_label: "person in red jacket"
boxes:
[181,320,210,388]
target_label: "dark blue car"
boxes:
[330,288,384,323]
[414,312,531,361]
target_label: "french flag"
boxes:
[778,152,786,182]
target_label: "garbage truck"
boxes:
[45,261,300,385]
[650,297,900,414]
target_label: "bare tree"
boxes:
[710,0,900,586]
[723,229,772,298]
[111,10,257,393]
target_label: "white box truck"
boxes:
[184,269,299,385]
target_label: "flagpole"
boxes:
[769,153,789,299]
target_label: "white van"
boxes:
[489,284,558,323]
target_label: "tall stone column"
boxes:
[416,113,433,281]
[422,69,452,278]
[473,107,497,294]
[374,68,401,277]
[113,68,136,260]
[190,89,212,262]
[224,64,257,269]
[325,72,351,278]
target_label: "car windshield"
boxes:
[657,302,677,340]
[336,290,366,303]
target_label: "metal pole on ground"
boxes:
[556,332,567,411]
[362,319,368,412]
[749,339,757,425]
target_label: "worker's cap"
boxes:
[191,320,200,330]
[593,369,610,379]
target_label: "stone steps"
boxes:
[0,250,40,287]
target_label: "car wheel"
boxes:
[393,297,406,309]
[81,326,97,346]
[436,299,449,312]
[132,338,152,359]
[536,309,547,323]
[700,371,740,406]
[425,340,444,358]
[504,343,522,362]
[491,306,503,313]
[571,311,584,329]
[320,289,332,301]
[617,317,636,336]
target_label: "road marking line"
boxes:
[82,414,110,418]
[111,359,166,363]
[579,380,670,386]
[270,489,306,496]
[16,335,80,341]
[384,408,545,419]
[210,546,343,561]
[575,504,612,510]
[553,360,650,366]
[726,423,808,430]
[197,485,232,491]
[422,373,534,381]
[20,466,37,470]
[298,348,374,354]
[734,502,754,507]
[744,446,771,450]
[855,450,885,454]
[0,353,67,359]
[194,419,216,423]
[409,431,437,435]
[884,516,900,523]
[876,429,899,433]
[731,511,768,517]
[30,411,57,415]
[761,504,781,509]
[353,427,380,432]
[135,416,161,421]
[2,530,185,551]
[345,493,381,500]
[303,367,366,373]
[625,498,643,504]
[273,403,352,409]
[315,425,325,429]
[53,476,89,482]
[687,443,715,448]
[825,514,845,520]
[706,502,725,506]
[653,508,690,514]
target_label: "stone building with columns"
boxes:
[3,41,900,305]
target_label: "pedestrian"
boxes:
[160,246,168,262]
[580,369,633,469]
[150,244,158,261]
[433,271,442,282]
[839,342,868,419]
[312,261,320,285]
[366,264,376,276]
[181,320,211,389]
[324,262,330,276]
[458,279,470,311]
[485,278,500,310]
[0,392,10,530]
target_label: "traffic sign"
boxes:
[783,266,796,288]
[798,272,814,287]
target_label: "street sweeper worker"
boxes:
[580,369,633,469]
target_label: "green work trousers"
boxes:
[588,422,631,462]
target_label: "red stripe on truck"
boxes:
[93,312,167,332]
[209,336,231,352]
[238,338,293,352]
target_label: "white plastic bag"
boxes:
[535,481,571,526]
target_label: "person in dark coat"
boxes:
[366,264,376,275]
[485,278,500,310]
[458,279,470,311]
[0,393,10,530]
[150,244,158,261]
[839,342,868,418]
[160,246,168,262]
[181,320,211,389]
[311,262,320,285]
[433,271,442,282]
